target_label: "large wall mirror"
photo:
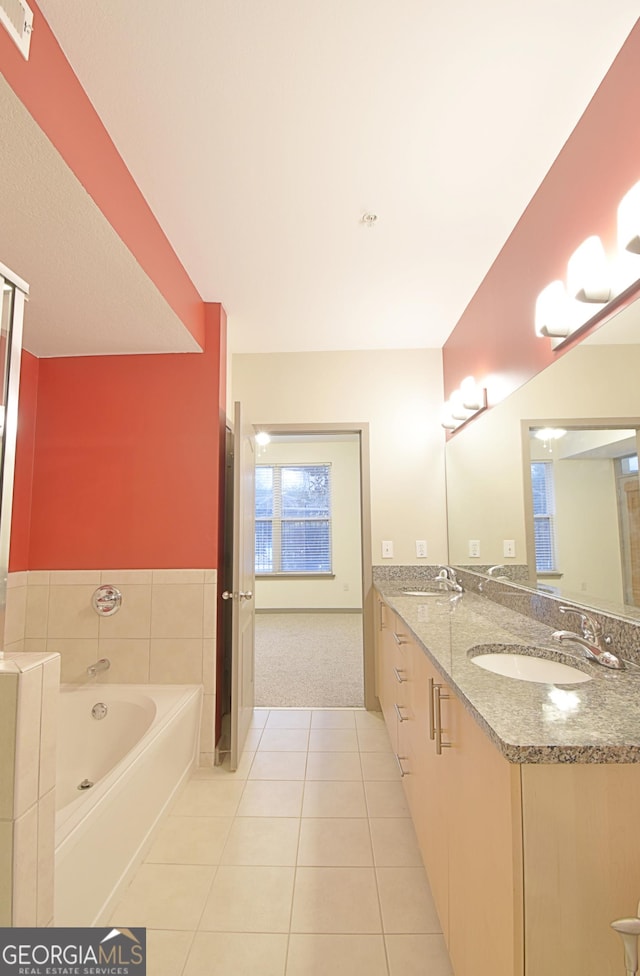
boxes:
[445,296,640,622]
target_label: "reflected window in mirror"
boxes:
[530,461,557,573]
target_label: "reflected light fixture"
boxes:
[255,431,271,446]
[441,376,487,431]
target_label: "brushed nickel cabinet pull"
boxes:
[434,683,451,755]
[393,631,409,646]
[393,666,407,683]
[394,702,408,723]
[394,753,409,777]
[428,676,436,740]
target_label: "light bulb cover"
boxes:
[255,431,271,446]
[567,235,611,303]
[535,280,572,338]
[618,180,640,255]
[460,376,483,411]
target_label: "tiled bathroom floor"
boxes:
[108,708,453,976]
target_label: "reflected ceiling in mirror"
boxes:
[445,291,640,623]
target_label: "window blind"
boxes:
[256,463,332,574]
[530,461,556,572]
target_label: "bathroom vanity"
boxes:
[374,583,640,976]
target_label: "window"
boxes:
[530,461,557,572]
[256,464,332,575]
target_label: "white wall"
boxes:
[255,437,362,610]
[232,349,448,567]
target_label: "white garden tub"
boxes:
[54,683,202,926]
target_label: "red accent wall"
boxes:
[9,352,39,572]
[0,1,205,349]
[26,307,226,570]
[442,21,640,405]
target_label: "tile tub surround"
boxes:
[0,651,60,927]
[376,582,640,763]
[108,706,453,976]
[5,569,217,763]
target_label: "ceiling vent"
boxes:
[0,0,33,60]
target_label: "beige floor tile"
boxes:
[360,752,402,782]
[250,709,269,729]
[183,932,287,976]
[308,728,359,752]
[356,727,393,753]
[376,867,442,934]
[170,780,245,817]
[297,818,373,867]
[364,781,410,818]
[199,865,295,932]
[305,751,363,781]
[385,934,453,975]
[220,817,300,865]
[109,864,215,930]
[145,930,194,976]
[258,728,310,752]
[302,780,368,818]
[265,708,312,729]
[145,816,232,865]
[249,751,307,780]
[369,818,423,867]
[184,932,288,976]
[310,709,356,729]
[354,709,386,730]
[287,934,387,976]
[191,750,255,779]
[237,780,304,817]
[245,728,265,750]
[291,867,382,933]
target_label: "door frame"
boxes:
[253,421,376,710]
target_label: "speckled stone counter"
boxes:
[376,582,640,764]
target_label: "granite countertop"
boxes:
[375,582,640,764]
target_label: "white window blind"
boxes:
[256,463,332,575]
[530,461,557,572]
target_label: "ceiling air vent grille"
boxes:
[0,0,33,60]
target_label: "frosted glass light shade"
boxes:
[567,235,611,303]
[535,280,571,338]
[618,180,640,255]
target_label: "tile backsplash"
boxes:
[4,569,217,763]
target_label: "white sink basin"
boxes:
[471,652,592,684]
[402,590,442,597]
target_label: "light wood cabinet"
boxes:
[374,595,640,976]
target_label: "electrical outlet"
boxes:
[416,540,428,558]
[503,539,516,558]
[382,540,394,559]
[468,539,481,558]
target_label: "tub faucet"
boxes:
[436,566,464,592]
[552,606,623,670]
[87,658,111,678]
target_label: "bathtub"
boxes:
[54,683,202,926]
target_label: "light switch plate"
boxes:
[416,540,428,558]
[382,540,394,558]
[503,539,516,558]
[468,539,481,558]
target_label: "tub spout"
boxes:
[87,658,110,678]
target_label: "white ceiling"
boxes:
[7,3,640,356]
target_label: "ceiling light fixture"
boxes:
[361,212,378,227]
[535,179,640,348]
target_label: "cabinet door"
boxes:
[405,646,450,940]
[446,693,524,976]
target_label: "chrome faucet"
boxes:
[87,658,111,678]
[436,566,464,592]
[552,606,623,670]
[479,565,509,591]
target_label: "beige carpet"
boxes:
[255,612,364,707]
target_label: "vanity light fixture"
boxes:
[535,179,640,347]
[618,180,640,254]
[255,430,271,446]
[441,376,487,431]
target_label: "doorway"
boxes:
[253,424,373,710]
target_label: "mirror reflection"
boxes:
[445,296,640,621]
